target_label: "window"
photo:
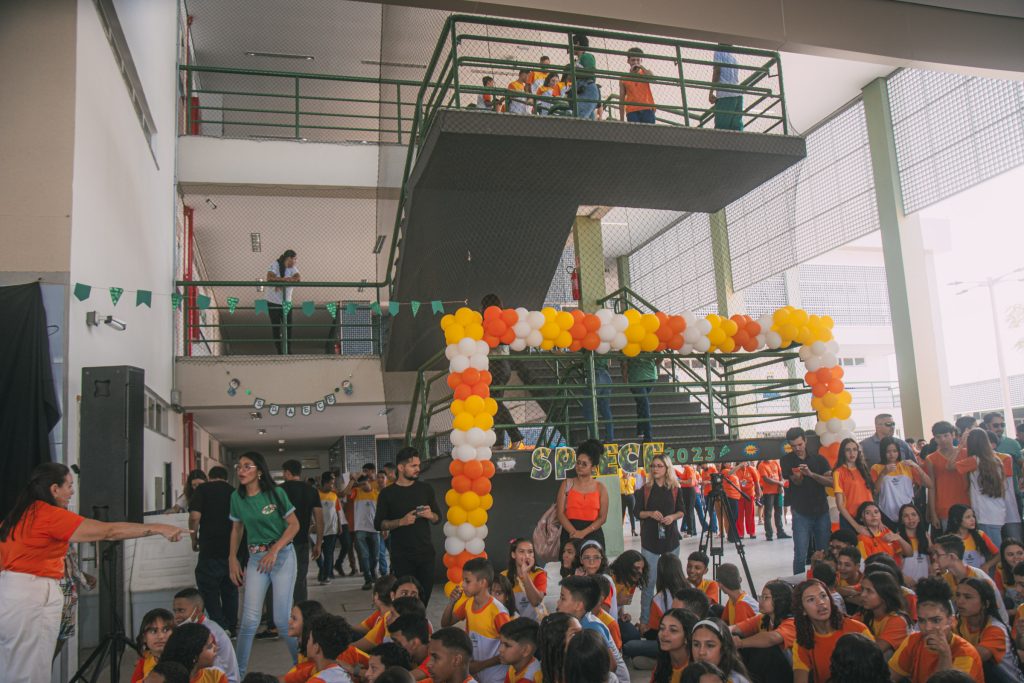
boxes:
[145,390,171,436]
[839,357,865,367]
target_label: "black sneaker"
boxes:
[777,532,792,539]
[361,581,373,590]
[255,629,279,640]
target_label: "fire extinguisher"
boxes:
[569,267,581,301]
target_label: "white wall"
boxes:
[67,0,181,495]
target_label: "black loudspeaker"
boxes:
[79,366,145,523]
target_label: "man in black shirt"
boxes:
[375,447,441,605]
[280,459,323,603]
[189,466,238,634]
[780,427,833,575]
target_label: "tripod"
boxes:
[699,474,757,595]
[70,541,139,683]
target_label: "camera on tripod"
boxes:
[709,472,724,488]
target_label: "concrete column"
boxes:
[710,209,744,316]
[861,77,947,439]
[572,216,606,313]
[616,255,631,292]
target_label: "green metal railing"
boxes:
[175,281,383,357]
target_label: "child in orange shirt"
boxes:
[158,623,227,683]
[791,579,873,683]
[718,563,758,626]
[132,608,175,683]
[306,614,355,683]
[685,550,721,605]
[282,601,327,683]
[851,572,911,660]
[441,558,511,683]
[498,618,540,683]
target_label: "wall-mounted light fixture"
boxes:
[86,311,127,331]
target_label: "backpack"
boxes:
[532,481,572,564]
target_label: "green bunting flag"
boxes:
[136,290,152,308]
[370,301,381,315]
[326,302,338,319]
[254,299,269,315]
[431,300,444,314]
[302,301,315,317]
[171,292,182,310]
[227,297,239,314]
[109,287,124,306]
[196,294,211,310]
[73,283,91,302]
[282,301,293,316]
[410,300,421,317]
[387,301,399,316]
[345,302,358,316]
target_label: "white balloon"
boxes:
[596,309,613,324]
[696,319,712,335]
[821,433,838,446]
[526,330,543,347]
[821,352,838,368]
[684,327,701,343]
[611,314,629,332]
[466,427,487,448]
[457,522,476,542]
[827,418,842,433]
[475,447,492,460]
[826,340,839,354]
[457,337,476,356]
[453,445,475,461]
[476,340,490,356]
[755,333,767,348]
[679,343,694,354]
[445,537,466,555]
[611,333,627,350]
[516,307,529,319]
[598,325,616,342]
[450,355,470,373]
[798,346,812,362]
[527,311,545,329]
[804,356,822,372]
[470,353,489,370]
[815,421,829,436]
[466,538,486,555]
[841,419,856,432]
[811,341,827,356]
[513,321,531,337]
[683,311,697,325]
[509,338,526,351]
[474,524,488,539]
[766,331,782,349]
[693,337,711,353]
[450,430,466,447]
[444,522,456,537]
[596,342,611,354]
[445,344,459,360]
[484,429,497,447]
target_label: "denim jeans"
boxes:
[355,531,381,583]
[378,534,390,576]
[317,534,337,581]
[630,384,654,441]
[695,492,718,534]
[626,109,656,124]
[638,547,662,628]
[580,368,614,441]
[576,81,600,119]
[761,493,784,539]
[790,510,831,574]
[236,544,298,675]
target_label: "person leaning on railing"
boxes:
[619,47,656,124]
[0,462,185,683]
[567,33,600,120]
[710,45,744,131]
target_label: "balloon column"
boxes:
[437,303,856,589]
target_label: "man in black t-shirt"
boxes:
[280,459,323,603]
[189,466,238,633]
[375,447,440,605]
[780,427,833,575]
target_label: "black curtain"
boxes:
[0,283,61,519]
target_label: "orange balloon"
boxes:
[447,373,462,390]
[570,322,587,339]
[582,333,600,351]
[500,329,516,345]
[472,382,490,398]
[472,477,492,496]
[483,305,502,321]
[501,308,518,326]
[583,314,601,332]
[485,319,505,337]
[815,368,832,384]
[829,380,845,394]
[812,384,828,398]
[569,340,583,352]
[455,550,475,565]
[742,338,758,352]
[668,316,686,334]
[804,371,817,385]
[462,368,481,386]
[447,565,462,583]
[452,475,471,493]
[483,334,500,348]
[479,371,492,385]
[669,334,684,350]
[481,461,495,478]
[449,460,464,477]
[571,309,586,322]
[463,460,483,479]
[454,384,472,401]
[831,366,844,380]
[443,553,454,567]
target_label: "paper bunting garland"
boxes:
[254,299,269,315]
[411,301,421,317]
[227,297,239,314]
[326,302,338,319]
[136,290,152,308]
[302,301,315,317]
[196,294,211,310]
[74,283,92,302]
[388,301,399,316]
[249,392,342,419]
[282,301,293,316]
[109,287,124,306]
[432,301,445,314]
[171,292,182,310]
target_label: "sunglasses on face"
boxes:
[883,422,895,427]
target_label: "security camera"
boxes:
[103,316,127,331]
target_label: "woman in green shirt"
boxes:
[228,451,300,675]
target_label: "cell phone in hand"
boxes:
[416,505,428,514]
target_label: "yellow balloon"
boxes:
[447,505,468,525]
[540,339,554,350]
[708,329,726,346]
[464,395,485,415]
[719,337,736,352]
[474,413,494,430]
[792,309,809,325]
[773,308,791,326]
[822,393,838,408]
[444,324,466,345]
[480,494,493,511]
[460,490,481,511]
[833,404,852,420]
[817,408,834,422]
[541,322,560,339]
[722,319,738,336]
[779,324,798,341]
[822,315,835,329]
[556,311,574,329]
[468,508,488,526]
[455,307,475,326]
[445,489,460,507]
[839,390,852,404]
[640,314,660,332]
[640,334,659,352]
[541,307,557,321]
[453,412,474,431]
[440,314,456,330]
[555,331,573,348]
[623,343,641,357]
[705,314,722,326]
[810,396,823,411]
[451,399,465,416]
[465,323,485,341]
[484,397,498,416]
[623,309,641,324]
[625,325,645,343]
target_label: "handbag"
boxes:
[533,481,571,564]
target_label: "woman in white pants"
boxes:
[0,463,183,683]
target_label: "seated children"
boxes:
[160,623,228,683]
[390,614,432,681]
[497,618,540,683]
[427,627,477,683]
[281,600,327,683]
[792,579,873,683]
[172,588,239,683]
[305,615,354,683]
[718,564,757,627]
[367,643,413,683]
[441,558,510,683]
[686,551,721,605]
[557,575,629,683]
[133,608,175,683]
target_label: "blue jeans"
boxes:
[791,510,831,575]
[576,81,600,119]
[580,368,614,441]
[979,523,1003,547]
[355,531,381,583]
[626,109,656,123]
[695,492,718,534]
[630,384,654,441]
[379,535,390,576]
[638,547,662,628]
[237,544,297,675]
[317,534,337,581]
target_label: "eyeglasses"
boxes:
[883,422,896,427]
[235,463,256,471]
[992,423,1006,429]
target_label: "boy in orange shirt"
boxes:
[685,551,721,605]
[718,563,758,626]
[497,619,540,683]
[306,615,354,683]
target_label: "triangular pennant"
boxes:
[73,283,92,302]
[136,290,152,308]
[109,287,124,306]
[282,301,293,316]
[171,292,182,310]
[227,297,239,314]
[345,302,358,316]
[196,294,211,310]
[254,299,269,315]
[431,300,445,314]
[387,301,399,316]
[410,300,421,317]
[370,301,381,316]
[325,302,338,319]
[302,301,315,317]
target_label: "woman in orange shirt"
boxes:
[954,577,1019,682]
[854,501,911,565]
[555,442,609,547]
[832,439,874,535]
[0,463,184,683]
[131,608,176,682]
[853,572,911,660]
[161,623,228,683]
[677,464,698,538]
[792,579,874,683]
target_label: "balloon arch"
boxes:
[438,305,854,594]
